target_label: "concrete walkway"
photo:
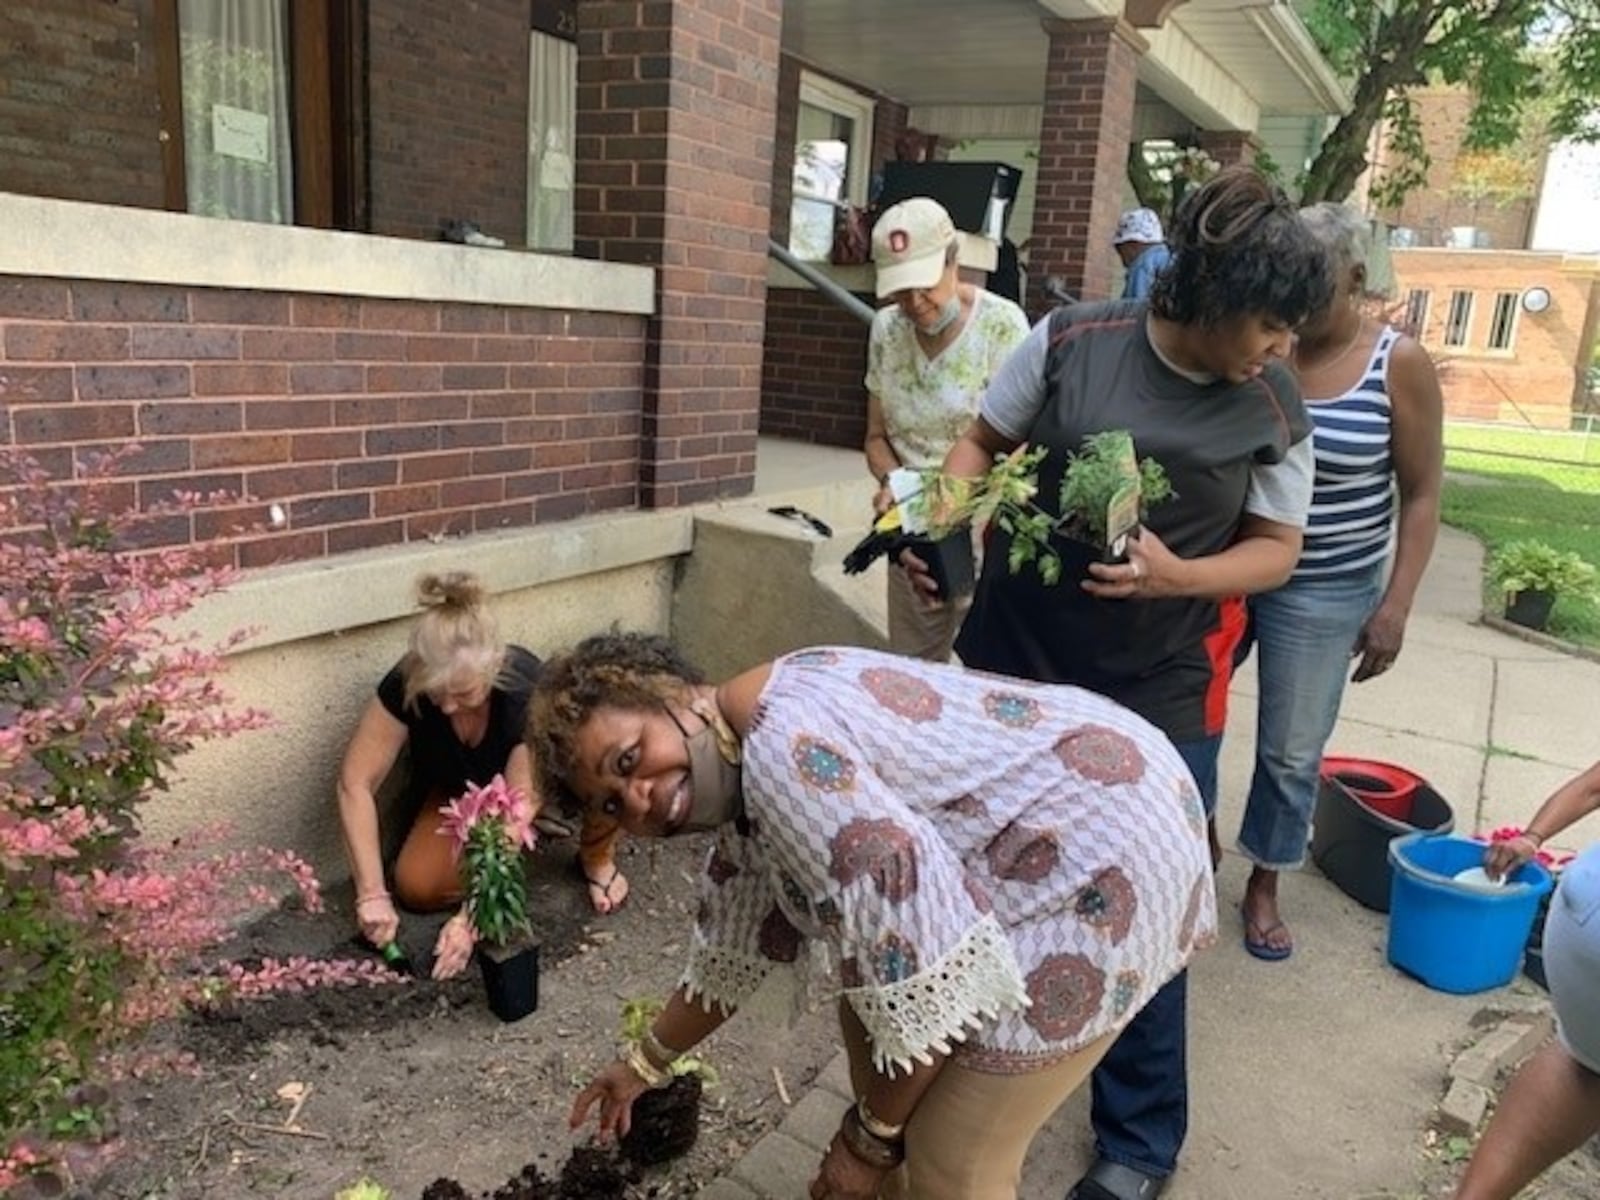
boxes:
[703,440,1599,1199]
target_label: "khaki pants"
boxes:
[840,1002,1116,1200]
[885,560,973,664]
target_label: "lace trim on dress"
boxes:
[846,914,1031,1077]
[682,941,784,1016]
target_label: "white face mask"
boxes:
[671,703,743,834]
[918,291,962,336]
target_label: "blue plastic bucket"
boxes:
[1387,833,1554,994]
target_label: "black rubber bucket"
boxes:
[1310,775,1455,912]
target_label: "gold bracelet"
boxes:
[856,1098,906,1142]
[1523,828,1547,847]
[641,1028,682,1072]
[623,1042,671,1089]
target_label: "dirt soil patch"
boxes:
[87,836,842,1199]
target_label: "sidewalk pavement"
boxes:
[717,452,1600,1199]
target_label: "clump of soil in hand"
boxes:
[420,1180,473,1200]
[620,1075,703,1166]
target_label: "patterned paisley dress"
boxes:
[683,646,1217,1077]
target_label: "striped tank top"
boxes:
[1295,325,1399,579]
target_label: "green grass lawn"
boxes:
[1441,423,1600,647]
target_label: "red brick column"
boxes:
[575,0,781,507]
[1197,130,1261,168]
[1031,18,1147,308]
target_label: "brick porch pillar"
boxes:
[1031,17,1147,309]
[575,0,781,507]
[1197,129,1261,168]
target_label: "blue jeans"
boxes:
[1089,734,1219,1180]
[1238,565,1385,869]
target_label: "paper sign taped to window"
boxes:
[212,104,271,164]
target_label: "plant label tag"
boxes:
[1105,480,1141,560]
[888,466,931,534]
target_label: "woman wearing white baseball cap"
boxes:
[862,196,1029,662]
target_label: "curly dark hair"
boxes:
[1149,165,1334,330]
[527,632,706,815]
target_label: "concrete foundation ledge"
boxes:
[188,508,695,652]
[673,481,889,678]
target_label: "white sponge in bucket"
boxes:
[1452,866,1509,892]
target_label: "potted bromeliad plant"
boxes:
[616,997,719,1166]
[440,774,538,1022]
[845,431,1173,592]
[1488,539,1599,632]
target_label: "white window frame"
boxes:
[796,71,875,209]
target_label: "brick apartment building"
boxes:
[1354,88,1600,426]
[1392,249,1600,428]
[1,0,1348,568]
[1364,86,1545,252]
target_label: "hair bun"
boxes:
[416,571,485,611]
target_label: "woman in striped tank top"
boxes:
[1235,203,1444,961]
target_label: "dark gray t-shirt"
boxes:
[956,300,1312,742]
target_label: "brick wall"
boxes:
[761,288,873,448]
[0,276,645,565]
[575,0,780,508]
[367,0,532,243]
[0,0,165,210]
[1197,130,1259,168]
[1392,250,1599,428]
[1032,18,1143,307]
[1371,88,1542,252]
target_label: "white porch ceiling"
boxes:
[780,0,1348,128]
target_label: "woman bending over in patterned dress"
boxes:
[531,635,1217,1200]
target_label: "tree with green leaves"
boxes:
[1299,0,1600,206]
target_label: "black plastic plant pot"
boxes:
[620,1074,702,1166]
[479,941,539,1023]
[1504,589,1556,631]
[1056,518,1138,567]
[908,530,975,600]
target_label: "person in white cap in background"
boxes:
[863,196,1029,662]
[1113,208,1172,300]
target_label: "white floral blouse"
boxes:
[865,289,1031,469]
[682,647,1217,1077]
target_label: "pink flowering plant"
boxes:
[440,774,536,947]
[0,451,396,1190]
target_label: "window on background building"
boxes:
[1443,290,1474,347]
[1487,291,1519,351]
[526,3,577,252]
[1404,288,1431,340]
[790,72,874,261]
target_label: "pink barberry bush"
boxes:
[0,451,397,1188]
